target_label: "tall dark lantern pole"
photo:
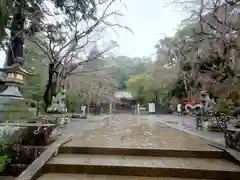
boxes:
[7,0,25,67]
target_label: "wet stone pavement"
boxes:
[59,114,110,135]
[36,114,240,180]
[64,114,217,150]
[148,114,225,144]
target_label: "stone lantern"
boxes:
[0,61,33,123]
[0,62,32,98]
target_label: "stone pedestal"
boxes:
[0,64,34,144]
[0,64,32,123]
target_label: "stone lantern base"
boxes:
[0,63,33,123]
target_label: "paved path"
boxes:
[64,114,218,150]
[60,114,110,135]
[36,114,240,180]
[59,114,225,147]
[147,114,225,145]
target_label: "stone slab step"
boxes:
[44,154,240,179]
[37,173,209,180]
[59,146,224,158]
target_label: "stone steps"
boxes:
[37,173,208,180]
[33,115,240,179]
[59,146,224,158]
[35,140,240,180]
[40,152,240,179]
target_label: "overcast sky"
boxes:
[113,0,187,58]
[0,0,187,67]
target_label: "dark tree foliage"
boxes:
[55,0,96,20]
[170,78,187,99]
[0,1,10,41]
[0,0,101,111]
[0,0,98,65]
[107,56,150,90]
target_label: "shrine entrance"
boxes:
[113,98,136,113]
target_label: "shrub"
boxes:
[0,141,10,172]
[216,98,233,115]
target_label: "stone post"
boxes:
[137,103,140,114]
[81,105,86,118]
[109,103,112,114]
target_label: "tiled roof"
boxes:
[114,91,133,100]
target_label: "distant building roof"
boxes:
[100,95,121,103]
[114,91,133,100]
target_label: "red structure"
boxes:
[182,97,200,106]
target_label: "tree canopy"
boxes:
[125,58,179,105]
[21,40,48,101]
[105,56,151,89]
[153,0,240,114]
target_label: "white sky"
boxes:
[0,0,187,67]
[113,0,187,58]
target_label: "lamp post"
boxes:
[0,0,31,97]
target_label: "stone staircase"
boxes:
[36,145,240,180]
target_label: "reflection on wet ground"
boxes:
[64,114,217,151]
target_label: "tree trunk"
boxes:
[154,90,160,112]
[56,73,64,92]
[51,72,57,97]
[43,63,54,111]
[57,75,62,91]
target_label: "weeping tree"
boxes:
[29,0,127,110]
[67,59,117,112]
[0,0,126,110]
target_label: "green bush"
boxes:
[66,91,85,112]
[0,141,10,172]
[216,98,233,115]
